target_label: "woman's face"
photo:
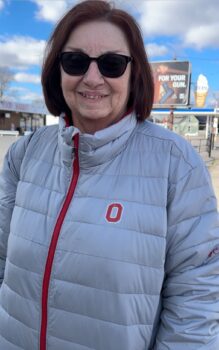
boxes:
[60,20,131,133]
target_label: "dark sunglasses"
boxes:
[59,51,133,78]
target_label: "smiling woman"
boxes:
[41,0,154,123]
[0,1,219,350]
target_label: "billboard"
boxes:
[150,61,191,107]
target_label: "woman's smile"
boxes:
[78,91,109,100]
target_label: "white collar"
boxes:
[58,112,137,168]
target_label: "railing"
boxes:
[185,132,219,165]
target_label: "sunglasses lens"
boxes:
[60,52,131,77]
[60,52,89,75]
[99,54,128,78]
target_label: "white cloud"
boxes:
[4,86,43,103]
[139,0,219,49]
[20,91,43,102]
[0,36,46,69]
[31,0,219,49]
[7,86,44,103]
[146,43,168,58]
[185,24,219,49]
[32,0,71,23]
[14,72,41,84]
[30,0,219,50]
[9,86,28,93]
[32,0,141,24]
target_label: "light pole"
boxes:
[168,106,174,130]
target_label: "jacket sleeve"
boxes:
[154,149,219,349]
[0,134,33,287]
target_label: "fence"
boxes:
[185,132,218,165]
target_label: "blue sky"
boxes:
[0,0,219,109]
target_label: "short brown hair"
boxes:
[41,0,154,121]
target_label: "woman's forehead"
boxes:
[64,20,130,55]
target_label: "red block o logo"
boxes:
[106,203,123,223]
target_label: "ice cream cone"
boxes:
[195,91,208,108]
[195,74,209,108]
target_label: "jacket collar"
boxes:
[58,111,137,168]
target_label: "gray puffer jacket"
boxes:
[0,113,219,350]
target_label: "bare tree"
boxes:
[212,91,219,108]
[0,66,14,101]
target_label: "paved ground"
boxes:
[0,135,21,168]
[209,157,219,205]
[1,134,219,206]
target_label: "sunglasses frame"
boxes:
[59,51,133,78]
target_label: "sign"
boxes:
[150,61,191,107]
[0,100,48,115]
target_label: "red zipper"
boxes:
[40,133,80,350]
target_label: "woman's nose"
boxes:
[83,61,104,86]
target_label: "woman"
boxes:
[0,1,219,349]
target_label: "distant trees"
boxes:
[0,67,14,101]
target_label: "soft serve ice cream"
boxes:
[195,74,209,108]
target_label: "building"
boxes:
[0,100,47,134]
[151,108,219,138]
